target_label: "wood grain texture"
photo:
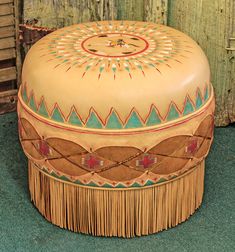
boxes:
[0,36,15,49]
[0,25,15,38]
[168,0,235,126]
[0,48,16,60]
[23,0,167,28]
[0,67,16,82]
[0,0,21,114]
[0,3,13,16]
[23,0,117,28]
[0,14,14,27]
[0,89,17,115]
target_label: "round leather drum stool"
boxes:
[18,21,215,237]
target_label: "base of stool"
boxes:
[28,160,205,237]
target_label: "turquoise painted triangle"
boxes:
[51,107,64,122]
[146,108,161,126]
[106,111,122,129]
[38,100,49,118]
[86,181,98,187]
[131,182,141,188]
[86,111,103,128]
[22,87,28,103]
[144,180,154,186]
[51,171,59,179]
[68,110,83,126]
[196,92,203,109]
[204,86,209,101]
[115,183,126,188]
[183,97,195,116]
[74,180,82,185]
[103,183,113,188]
[157,177,167,184]
[125,111,143,129]
[60,175,71,182]
[29,95,37,112]
[166,103,180,121]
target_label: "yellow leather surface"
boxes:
[21,21,211,122]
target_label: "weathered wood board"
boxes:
[0,0,21,114]
[168,0,235,126]
[23,0,167,28]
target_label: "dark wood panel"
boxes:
[0,36,15,49]
[0,88,17,114]
[0,66,16,82]
[0,25,14,38]
[0,48,15,60]
[0,2,13,16]
[0,14,14,27]
[0,0,13,4]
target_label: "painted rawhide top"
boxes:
[20,20,211,130]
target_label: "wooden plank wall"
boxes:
[168,0,235,126]
[0,0,21,114]
[23,0,168,28]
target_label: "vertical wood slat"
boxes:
[23,0,167,28]
[14,0,22,87]
[0,0,21,114]
[168,0,235,126]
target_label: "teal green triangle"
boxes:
[166,104,180,121]
[86,112,103,129]
[146,108,161,126]
[125,111,143,129]
[131,182,141,188]
[183,97,195,116]
[51,107,64,122]
[60,175,71,182]
[74,180,82,185]
[51,171,59,179]
[196,92,203,109]
[204,86,209,101]
[144,180,154,186]
[157,177,167,184]
[106,111,122,129]
[102,183,113,188]
[22,87,28,103]
[115,183,126,188]
[38,100,49,118]
[29,95,37,112]
[86,181,98,187]
[68,110,83,126]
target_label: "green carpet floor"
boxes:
[0,112,234,252]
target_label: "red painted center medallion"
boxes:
[81,33,149,58]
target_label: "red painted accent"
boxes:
[187,139,198,154]
[85,156,100,169]
[138,155,156,168]
[38,140,50,156]
[81,33,149,58]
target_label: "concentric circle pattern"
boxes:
[39,20,192,75]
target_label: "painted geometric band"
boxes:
[20,83,210,130]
